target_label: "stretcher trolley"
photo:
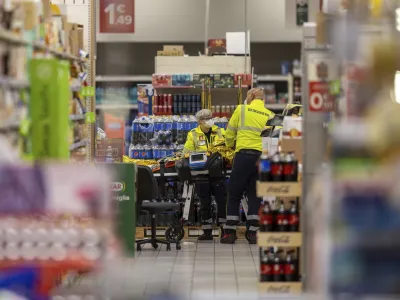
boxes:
[153,152,250,242]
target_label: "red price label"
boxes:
[309,81,335,112]
[99,0,134,33]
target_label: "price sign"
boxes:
[309,81,335,112]
[100,0,134,33]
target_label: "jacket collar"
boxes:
[249,99,264,106]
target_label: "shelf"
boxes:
[258,282,302,294]
[0,77,29,89]
[257,181,302,197]
[96,104,138,110]
[257,232,302,247]
[0,30,85,62]
[0,120,20,132]
[69,114,85,121]
[154,86,248,91]
[257,75,290,82]
[96,75,152,82]
[70,139,87,151]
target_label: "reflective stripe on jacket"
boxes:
[225,99,274,152]
[183,125,225,152]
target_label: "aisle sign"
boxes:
[307,53,338,112]
[100,0,134,33]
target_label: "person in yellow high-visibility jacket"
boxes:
[222,88,274,244]
[183,109,227,241]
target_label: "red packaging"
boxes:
[163,105,168,115]
[152,74,172,87]
[159,105,164,114]
[234,73,253,87]
[167,94,172,106]
[167,105,172,115]
[153,95,159,106]
[153,105,159,115]
[208,39,226,48]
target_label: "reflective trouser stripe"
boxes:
[247,215,260,221]
[203,218,213,224]
[224,225,237,230]
[218,218,226,223]
[202,224,213,230]
[227,215,239,221]
[248,226,260,232]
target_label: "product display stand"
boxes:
[257,180,303,295]
[301,23,336,292]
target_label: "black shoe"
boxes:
[246,231,257,244]
[220,233,236,244]
[198,233,213,241]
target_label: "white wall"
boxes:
[97,0,319,43]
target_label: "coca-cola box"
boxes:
[281,138,302,163]
[95,139,124,163]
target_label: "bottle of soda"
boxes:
[276,200,288,232]
[272,250,284,282]
[259,201,273,232]
[288,200,299,232]
[259,151,271,182]
[260,249,273,282]
[270,152,283,181]
[284,250,298,282]
[283,152,298,182]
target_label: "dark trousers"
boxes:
[224,151,262,233]
[196,179,227,232]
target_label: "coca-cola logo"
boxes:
[267,235,290,244]
[267,186,290,193]
[267,285,291,293]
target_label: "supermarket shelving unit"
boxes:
[256,74,294,110]
[256,181,303,295]
[0,23,91,158]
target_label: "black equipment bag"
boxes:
[204,152,224,178]
[175,157,192,182]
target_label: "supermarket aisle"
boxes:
[133,240,260,298]
[56,240,260,299]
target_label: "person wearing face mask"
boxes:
[183,109,227,240]
[221,88,274,244]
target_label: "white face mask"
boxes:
[204,119,214,128]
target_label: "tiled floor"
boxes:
[135,240,260,298]
[64,239,261,299]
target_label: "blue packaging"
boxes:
[153,146,159,160]
[259,158,271,173]
[129,144,140,159]
[281,61,290,75]
[160,146,167,158]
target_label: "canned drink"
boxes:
[215,105,221,117]
[231,105,235,113]
[168,94,172,106]
[153,95,159,106]
[221,105,226,118]
[164,105,168,115]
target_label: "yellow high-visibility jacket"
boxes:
[183,125,225,152]
[226,99,274,152]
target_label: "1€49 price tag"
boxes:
[100,0,134,33]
